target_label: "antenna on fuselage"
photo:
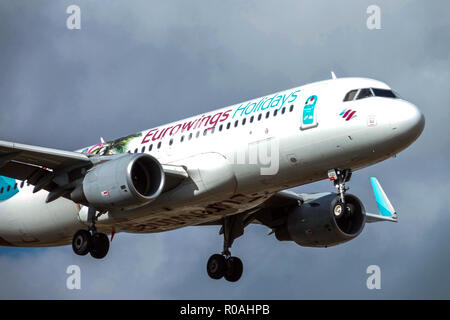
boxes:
[331,71,337,80]
[100,137,106,144]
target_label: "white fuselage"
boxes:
[0,77,424,247]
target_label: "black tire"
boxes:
[72,230,92,256]
[224,256,243,282]
[90,233,110,259]
[207,254,227,279]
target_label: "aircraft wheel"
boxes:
[224,256,243,282]
[333,202,344,219]
[72,230,92,256]
[90,233,110,259]
[207,254,227,279]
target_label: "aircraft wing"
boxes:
[0,140,91,170]
[199,177,397,229]
[258,178,397,225]
[0,139,188,202]
[0,140,93,191]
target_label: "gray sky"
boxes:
[0,0,448,299]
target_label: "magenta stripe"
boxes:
[342,110,351,118]
[346,111,356,121]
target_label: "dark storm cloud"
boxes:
[0,0,448,299]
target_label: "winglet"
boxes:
[366,177,397,223]
[331,71,337,80]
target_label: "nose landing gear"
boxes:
[328,168,353,219]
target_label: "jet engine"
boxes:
[275,193,366,247]
[71,153,165,209]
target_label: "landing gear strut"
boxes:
[207,215,244,282]
[328,168,353,219]
[72,206,110,259]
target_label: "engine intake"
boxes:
[275,193,366,247]
[71,153,165,209]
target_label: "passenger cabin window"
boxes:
[356,88,373,100]
[343,89,358,101]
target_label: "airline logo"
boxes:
[232,89,301,118]
[302,95,317,125]
[141,88,301,145]
[339,109,357,121]
[300,95,318,130]
[141,110,232,144]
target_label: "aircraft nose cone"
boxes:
[392,101,425,144]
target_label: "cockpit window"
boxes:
[343,90,358,102]
[356,88,373,100]
[372,88,396,98]
[344,87,398,102]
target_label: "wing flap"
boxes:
[0,161,41,181]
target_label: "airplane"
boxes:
[0,75,424,282]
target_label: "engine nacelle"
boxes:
[275,193,366,247]
[71,153,165,209]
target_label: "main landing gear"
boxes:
[207,215,244,282]
[72,207,110,259]
[328,168,354,220]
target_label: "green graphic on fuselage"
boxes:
[0,176,19,202]
[81,133,143,156]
